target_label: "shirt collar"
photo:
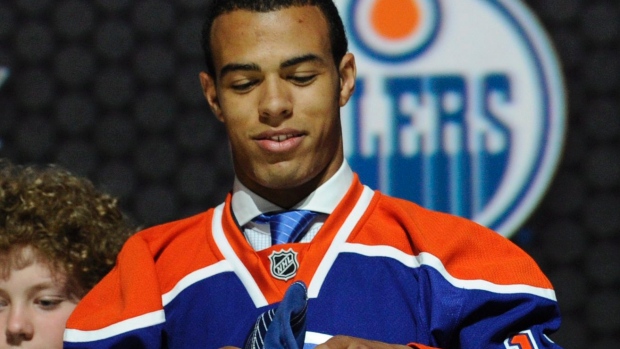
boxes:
[231,160,354,226]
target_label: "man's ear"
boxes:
[338,53,357,107]
[199,71,224,122]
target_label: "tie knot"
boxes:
[254,210,317,245]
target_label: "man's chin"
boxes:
[259,174,308,190]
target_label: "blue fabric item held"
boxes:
[244,281,308,349]
[253,210,318,245]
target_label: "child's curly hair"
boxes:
[0,159,136,298]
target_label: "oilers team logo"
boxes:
[269,249,299,281]
[337,0,566,237]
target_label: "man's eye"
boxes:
[231,80,257,92]
[289,74,317,85]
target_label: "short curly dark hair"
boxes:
[201,0,348,78]
[0,159,135,298]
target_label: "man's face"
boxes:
[200,5,356,206]
[0,257,78,349]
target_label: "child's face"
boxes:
[0,259,78,349]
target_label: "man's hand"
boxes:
[315,336,412,349]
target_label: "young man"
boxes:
[64,1,564,348]
[0,160,135,349]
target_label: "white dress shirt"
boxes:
[231,160,354,250]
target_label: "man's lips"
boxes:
[265,133,298,142]
[254,129,305,153]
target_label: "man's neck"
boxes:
[236,152,345,208]
[231,160,353,227]
[253,177,325,209]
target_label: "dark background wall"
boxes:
[0,1,618,348]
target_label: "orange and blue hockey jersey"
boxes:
[63,176,562,349]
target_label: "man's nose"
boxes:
[258,78,293,123]
[5,306,34,344]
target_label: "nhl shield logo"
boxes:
[269,249,299,281]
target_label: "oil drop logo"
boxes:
[348,0,440,62]
[337,0,566,237]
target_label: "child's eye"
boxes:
[36,298,63,310]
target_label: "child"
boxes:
[0,160,135,348]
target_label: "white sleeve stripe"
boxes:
[64,214,239,343]
[341,243,558,301]
[64,310,165,343]
[162,260,234,306]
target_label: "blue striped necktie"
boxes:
[253,210,318,245]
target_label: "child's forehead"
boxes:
[0,258,70,296]
[4,244,39,261]
[0,245,55,279]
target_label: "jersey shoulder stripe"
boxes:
[349,193,555,290]
[340,243,556,301]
